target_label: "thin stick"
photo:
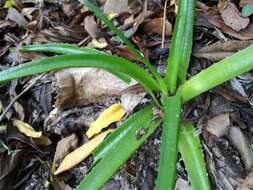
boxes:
[0,75,44,121]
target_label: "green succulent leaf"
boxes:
[82,0,167,94]
[19,43,131,83]
[0,54,159,100]
[165,0,196,94]
[20,43,105,55]
[179,124,212,190]
[77,106,161,190]
[157,93,182,190]
[181,44,253,103]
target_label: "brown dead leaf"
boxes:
[54,130,112,175]
[84,15,100,39]
[193,40,253,61]
[140,18,172,37]
[62,0,81,17]
[55,68,136,109]
[219,1,249,31]
[238,169,253,190]
[132,0,147,33]
[0,151,23,190]
[206,113,230,137]
[53,134,79,169]
[207,15,253,40]
[103,0,129,14]
[121,92,146,114]
[114,46,139,61]
[228,126,253,171]
[33,135,52,146]
[6,8,28,28]
[23,25,86,44]
[240,0,253,7]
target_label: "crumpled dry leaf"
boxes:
[203,130,244,189]
[140,18,172,37]
[170,0,178,13]
[121,92,146,114]
[207,14,253,40]
[6,8,28,28]
[228,126,253,171]
[238,169,253,190]
[175,177,192,190]
[53,134,79,169]
[55,68,136,109]
[91,38,108,48]
[12,119,51,146]
[0,151,23,190]
[193,40,253,61]
[219,1,249,31]
[84,15,100,39]
[86,103,125,138]
[103,0,129,14]
[32,135,52,146]
[206,113,230,137]
[132,0,147,33]
[23,25,86,44]
[240,0,253,7]
[13,119,42,138]
[54,130,112,175]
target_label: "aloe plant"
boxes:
[1,0,253,189]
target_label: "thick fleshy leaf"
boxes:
[77,106,161,190]
[19,43,131,83]
[179,124,212,190]
[165,0,196,94]
[82,0,167,94]
[181,44,253,103]
[0,54,159,98]
[19,43,104,55]
[156,93,182,190]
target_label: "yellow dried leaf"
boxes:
[101,13,118,28]
[86,103,125,138]
[91,38,107,49]
[4,0,12,8]
[54,130,112,175]
[13,119,42,138]
[33,135,52,146]
[108,13,118,20]
[170,0,178,13]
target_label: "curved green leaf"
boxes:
[82,0,168,94]
[178,0,196,84]
[0,54,159,97]
[179,124,211,190]
[78,106,161,190]
[19,43,131,83]
[165,0,196,94]
[19,43,104,55]
[157,93,182,190]
[93,105,153,163]
[181,44,253,103]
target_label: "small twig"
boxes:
[0,75,44,121]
